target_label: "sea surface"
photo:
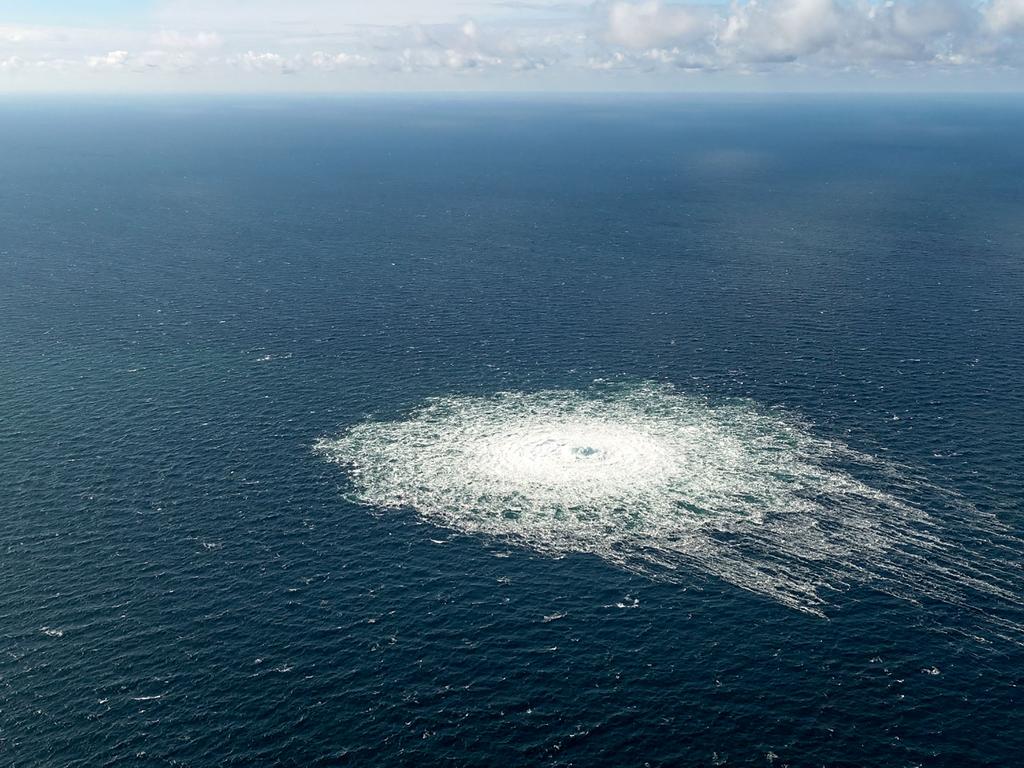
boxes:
[1,96,1022,766]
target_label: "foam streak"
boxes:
[317,383,1023,641]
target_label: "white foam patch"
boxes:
[317,383,1023,641]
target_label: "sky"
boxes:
[1,0,1023,92]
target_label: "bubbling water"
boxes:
[316,382,1023,641]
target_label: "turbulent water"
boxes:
[318,382,1022,637]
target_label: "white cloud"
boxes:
[1,0,1023,90]
[986,0,1024,33]
[86,50,130,70]
[588,45,715,71]
[309,51,371,70]
[231,51,303,74]
[398,46,502,71]
[606,1,711,49]
[0,54,24,71]
[593,0,1023,73]
[719,0,846,64]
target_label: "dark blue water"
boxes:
[1,96,1022,767]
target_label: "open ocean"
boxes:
[1,96,1023,766]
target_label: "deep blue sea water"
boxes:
[1,96,1023,766]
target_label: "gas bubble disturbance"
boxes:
[316,382,1023,641]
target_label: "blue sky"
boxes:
[1,0,1023,92]
[0,1,153,25]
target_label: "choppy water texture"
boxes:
[2,98,1024,766]
[319,383,1022,637]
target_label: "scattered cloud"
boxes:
[590,0,1024,74]
[231,50,301,75]
[0,0,1022,90]
[309,51,372,71]
[86,50,129,70]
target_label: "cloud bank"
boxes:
[1,0,1023,90]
